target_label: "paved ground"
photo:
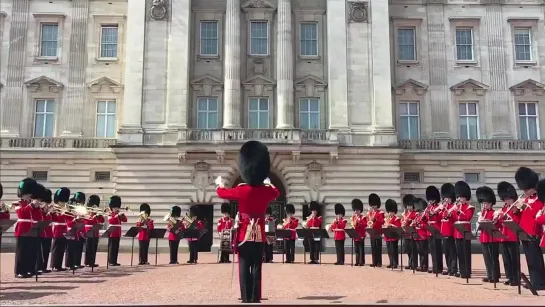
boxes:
[0,252,543,305]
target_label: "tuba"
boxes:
[383,215,392,228]
[367,210,376,228]
[138,211,149,224]
[163,213,178,228]
[181,213,196,229]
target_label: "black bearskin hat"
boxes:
[537,179,545,203]
[476,186,496,205]
[309,201,320,213]
[425,186,441,203]
[266,207,272,215]
[0,183,3,199]
[334,203,345,216]
[221,202,230,214]
[515,167,539,191]
[368,193,381,208]
[189,205,198,217]
[385,199,398,213]
[455,181,471,200]
[351,198,364,212]
[109,196,121,209]
[497,181,517,201]
[43,189,53,204]
[402,194,415,209]
[54,187,70,203]
[140,203,151,215]
[285,204,295,214]
[87,195,101,207]
[239,140,270,186]
[171,206,181,218]
[74,192,86,204]
[18,178,37,197]
[31,184,45,200]
[440,183,455,200]
[414,198,427,212]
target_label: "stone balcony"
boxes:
[182,129,338,145]
[0,137,116,149]
[398,139,545,151]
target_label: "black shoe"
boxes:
[489,279,499,283]
[369,264,376,268]
[442,271,449,275]
[448,272,455,276]
[482,278,490,282]
[404,266,411,270]
[503,280,511,285]
[377,264,382,268]
[15,274,26,278]
[386,265,392,268]
[427,270,433,274]
[455,273,461,277]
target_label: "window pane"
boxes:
[36,100,46,113]
[408,103,418,115]
[101,26,118,58]
[249,98,258,111]
[518,103,527,115]
[399,117,409,140]
[397,28,415,61]
[96,115,106,137]
[300,113,309,130]
[459,116,468,139]
[409,116,419,139]
[250,21,268,55]
[300,23,318,56]
[459,103,467,116]
[208,98,218,111]
[97,101,106,113]
[106,115,116,137]
[300,100,309,112]
[399,103,408,116]
[200,21,218,55]
[198,99,208,111]
[526,103,536,116]
[45,100,55,112]
[468,117,478,139]
[208,112,218,129]
[309,99,319,112]
[40,24,58,57]
[35,114,45,137]
[527,117,538,140]
[259,111,269,128]
[106,101,116,113]
[467,103,477,115]
[309,113,320,129]
[259,98,268,111]
[249,112,258,128]
[197,112,208,129]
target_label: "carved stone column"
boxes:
[223,0,242,129]
[276,0,294,129]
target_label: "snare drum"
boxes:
[219,229,233,252]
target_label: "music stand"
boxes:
[402,226,417,273]
[478,221,506,289]
[454,223,472,284]
[425,225,443,277]
[265,229,275,262]
[383,227,403,271]
[85,224,102,272]
[275,229,292,264]
[124,227,141,267]
[23,221,51,282]
[312,229,329,264]
[65,221,84,275]
[149,228,167,266]
[100,226,115,269]
[503,220,538,296]
[344,229,361,267]
[296,229,313,264]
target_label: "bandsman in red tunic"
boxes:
[186,205,204,264]
[514,167,545,290]
[453,181,475,279]
[535,182,545,259]
[0,183,11,251]
[38,188,53,273]
[384,199,401,269]
[84,195,104,268]
[496,181,521,286]
[304,201,323,264]
[350,199,367,266]
[215,140,280,303]
[439,183,457,276]
[166,205,182,264]
[476,186,501,283]
[217,203,234,263]
[330,203,347,265]
[368,193,385,267]
[72,192,87,269]
[412,198,429,271]
[263,207,275,263]
[278,204,298,263]
[136,203,154,265]
[50,187,71,272]
[401,195,417,270]
[107,196,127,266]
[425,186,443,274]
[13,178,38,278]
[27,184,45,277]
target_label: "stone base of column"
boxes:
[0,130,20,138]
[117,126,144,145]
[370,125,397,146]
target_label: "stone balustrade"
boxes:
[398,139,545,151]
[184,129,338,144]
[0,137,117,149]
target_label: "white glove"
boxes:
[215,176,225,187]
[263,177,271,185]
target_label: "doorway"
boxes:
[196,204,214,252]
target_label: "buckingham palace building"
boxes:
[1,0,545,250]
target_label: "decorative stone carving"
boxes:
[450,79,489,96]
[191,75,224,96]
[87,76,123,94]
[178,152,187,164]
[242,75,276,96]
[242,0,275,9]
[509,79,545,96]
[149,0,167,20]
[291,151,300,163]
[295,75,327,97]
[216,150,225,164]
[304,161,325,191]
[191,161,213,190]
[24,76,64,93]
[393,79,429,96]
[348,1,368,23]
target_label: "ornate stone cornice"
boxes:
[509,79,545,96]
[450,79,489,96]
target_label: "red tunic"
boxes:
[167,220,185,241]
[352,214,367,241]
[414,213,428,241]
[0,202,9,220]
[107,212,127,238]
[31,206,43,235]
[14,200,33,237]
[40,212,53,238]
[84,213,105,239]
[439,203,455,237]
[217,216,234,233]
[280,216,298,240]
[66,216,84,240]
[368,210,385,234]
[136,218,155,241]
[186,220,204,242]
[426,204,442,236]
[478,209,501,243]
[453,203,475,239]
[535,212,545,247]
[517,195,544,238]
[384,215,402,242]
[51,213,69,238]
[498,204,520,242]
[331,218,347,240]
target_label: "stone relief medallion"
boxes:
[304,161,326,191]
[191,161,213,190]
[246,0,272,9]
[348,2,368,23]
[149,0,167,20]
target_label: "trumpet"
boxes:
[277,217,289,230]
[137,211,149,224]
[301,215,312,229]
[0,202,18,213]
[350,213,358,229]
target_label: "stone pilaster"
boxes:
[118,0,146,144]
[275,0,294,129]
[0,0,29,137]
[60,0,89,137]
[223,0,241,129]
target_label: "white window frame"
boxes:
[196,97,219,129]
[398,102,420,140]
[455,27,474,62]
[33,99,56,138]
[199,21,219,57]
[458,102,480,140]
[300,22,318,57]
[299,98,320,129]
[95,100,117,138]
[249,21,269,56]
[39,23,59,58]
[248,97,270,129]
[99,24,119,59]
[397,27,417,62]
[518,102,540,140]
[513,27,533,63]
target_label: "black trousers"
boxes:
[38,238,52,271]
[501,241,518,283]
[521,240,545,288]
[370,237,382,265]
[416,240,429,269]
[15,237,32,275]
[84,238,99,266]
[169,239,180,263]
[335,240,345,264]
[188,240,199,262]
[442,237,457,274]
[386,240,399,267]
[65,239,78,268]
[482,242,500,280]
[75,237,85,266]
[50,237,67,270]
[264,243,274,262]
[108,237,120,264]
[455,238,472,277]
[354,240,365,265]
[284,240,295,263]
[428,237,443,273]
[404,238,414,268]
[220,250,231,262]
[238,242,264,303]
[308,239,320,262]
[139,239,150,264]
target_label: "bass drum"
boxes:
[219,229,233,252]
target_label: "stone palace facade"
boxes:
[1,0,544,250]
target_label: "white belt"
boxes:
[53,223,66,226]
[455,221,470,224]
[17,219,33,223]
[109,224,121,227]
[429,221,437,224]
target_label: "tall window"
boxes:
[518,102,539,140]
[300,23,318,56]
[248,98,269,129]
[398,102,420,140]
[40,24,58,57]
[34,99,55,137]
[299,98,320,129]
[200,21,218,56]
[455,28,474,61]
[514,28,532,62]
[100,25,119,58]
[249,21,268,56]
[96,100,117,138]
[459,102,479,139]
[397,28,416,61]
[197,97,219,129]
